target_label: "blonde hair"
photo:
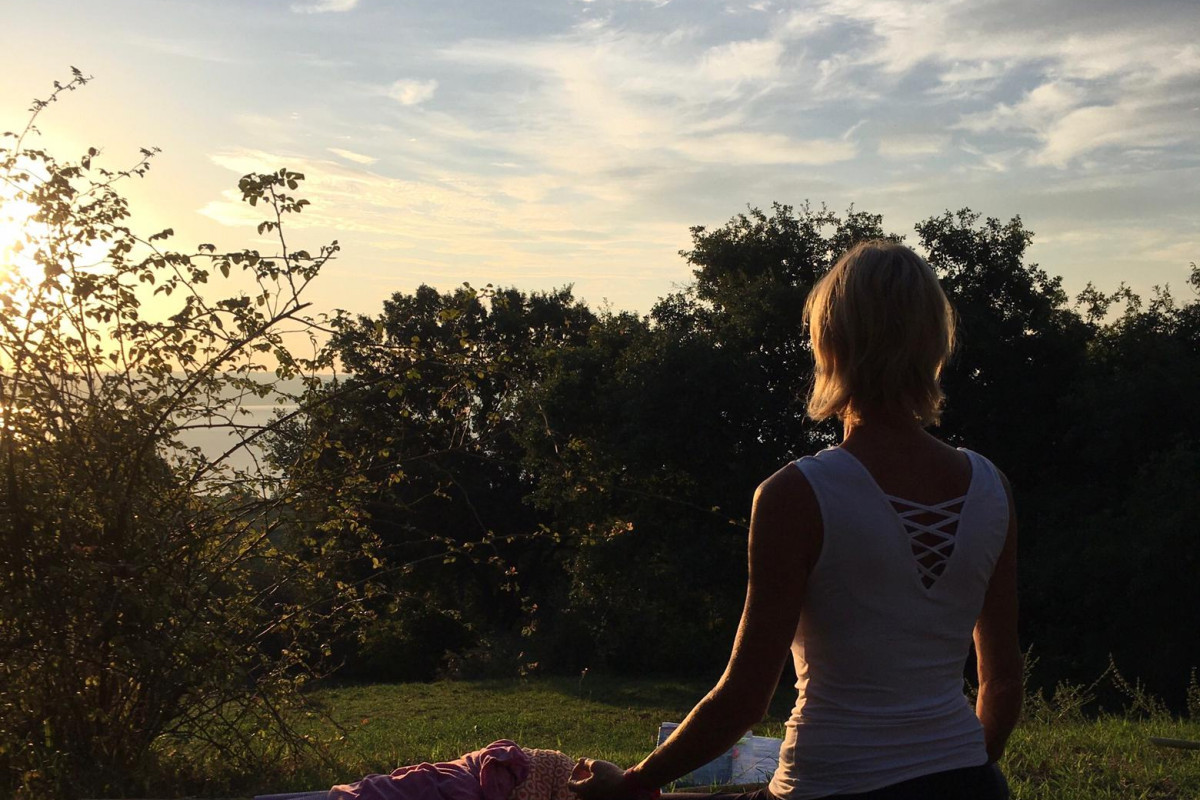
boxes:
[804,240,956,426]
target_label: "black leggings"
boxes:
[663,762,1009,800]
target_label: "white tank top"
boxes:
[767,446,1009,799]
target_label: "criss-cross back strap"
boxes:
[886,495,967,589]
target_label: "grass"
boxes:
[162,676,1200,799]
[1005,716,1200,799]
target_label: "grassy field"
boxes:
[166,677,1200,799]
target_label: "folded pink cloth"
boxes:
[330,740,531,800]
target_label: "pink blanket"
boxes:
[330,740,531,800]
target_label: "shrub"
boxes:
[0,72,382,798]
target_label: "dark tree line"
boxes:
[278,203,1200,709]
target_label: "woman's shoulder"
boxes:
[958,446,1013,504]
[956,446,1008,484]
[752,460,823,563]
[754,458,822,527]
[790,444,862,483]
[788,445,844,472]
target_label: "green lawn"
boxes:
[165,677,1200,799]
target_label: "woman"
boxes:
[568,241,1022,800]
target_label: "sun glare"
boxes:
[0,192,44,291]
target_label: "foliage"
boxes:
[269,283,597,678]
[512,205,898,672]
[303,200,1200,704]
[1035,345,1200,702]
[0,73,382,797]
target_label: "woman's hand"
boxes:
[567,758,633,800]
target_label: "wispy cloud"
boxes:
[200,147,682,257]
[674,133,855,165]
[168,0,1198,311]
[778,0,1200,168]
[328,147,378,165]
[128,35,244,64]
[433,22,841,180]
[956,82,1087,135]
[954,77,1197,168]
[877,134,950,160]
[700,38,784,86]
[290,0,358,13]
[198,147,692,307]
[387,79,438,106]
[1034,100,1194,168]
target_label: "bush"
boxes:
[0,72,383,798]
[343,602,476,683]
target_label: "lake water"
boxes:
[175,402,298,474]
[170,374,322,475]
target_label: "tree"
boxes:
[276,282,597,679]
[1025,278,1200,702]
[0,72,381,797]
[915,209,1091,484]
[506,205,900,672]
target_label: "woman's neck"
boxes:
[841,409,926,445]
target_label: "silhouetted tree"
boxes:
[0,73,380,798]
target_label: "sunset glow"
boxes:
[0,193,42,292]
[3,1,1196,319]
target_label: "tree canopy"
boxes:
[298,203,1200,707]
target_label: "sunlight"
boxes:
[0,187,51,373]
[0,191,44,291]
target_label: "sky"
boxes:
[3,0,1199,317]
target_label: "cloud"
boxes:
[674,133,855,165]
[956,82,1087,135]
[877,134,950,159]
[199,148,682,252]
[189,0,1198,310]
[328,147,378,165]
[956,143,1020,174]
[128,36,244,64]
[197,147,695,311]
[931,60,1010,98]
[435,24,849,180]
[1034,101,1193,167]
[290,0,358,13]
[769,0,1199,169]
[700,38,784,85]
[953,77,1197,167]
[387,79,439,106]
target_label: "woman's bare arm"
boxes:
[623,464,821,790]
[973,471,1022,763]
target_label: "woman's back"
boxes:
[570,242,1018,800]
[768,434,1010,798]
